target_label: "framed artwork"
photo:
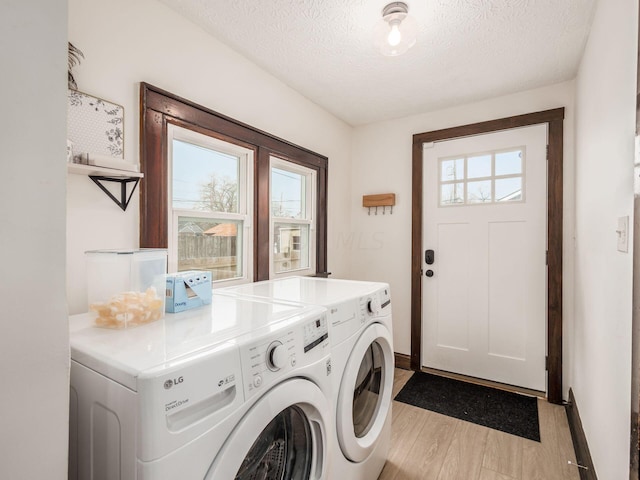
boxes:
[68,90,124,158]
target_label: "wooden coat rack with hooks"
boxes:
[363,193,396,215]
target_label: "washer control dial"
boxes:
[266,341,288,371]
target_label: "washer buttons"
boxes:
[253,375,262,388]
[290,355,297,367]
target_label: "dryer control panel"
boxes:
[379,286,392,310]
[240,312,329,400]
[360,286,392,321]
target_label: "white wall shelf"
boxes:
[67,163,143,211]
[67,163,143,178]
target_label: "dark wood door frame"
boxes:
[411,108,565,404]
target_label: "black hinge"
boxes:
[546,250,548,265]
[546,145,549,160]
[545,356,549,371]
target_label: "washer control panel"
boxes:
[240,312,329,399]
[303,315,328,353]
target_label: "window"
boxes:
[439,147,525,206]
[139,83,328,282]
[270,158,316,276]
[167,125,253,284]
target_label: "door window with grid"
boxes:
[439,147,525,206]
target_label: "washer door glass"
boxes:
[235,405,312,480]
[352,341,384,438]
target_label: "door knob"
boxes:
[425,270,434,277]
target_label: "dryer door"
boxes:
[206,378,330,480]
[337,322,394,463]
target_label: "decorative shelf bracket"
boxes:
[89,175,141,211]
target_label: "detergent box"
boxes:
[165,271,213,313]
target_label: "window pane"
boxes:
[271,167,305,219]
[495,177,523,202]
[495,150,523,176]
[467,180,492,203]
[440,183,464,206]
[274,223,309,273]
[441,158,464,182]
[467,154,492,179]
[177,216,242,281]
[172,139,239,213]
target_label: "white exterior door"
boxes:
[421,124,547,391]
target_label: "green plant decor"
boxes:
[68,42,84,90]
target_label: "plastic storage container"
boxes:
[86,249,167,329]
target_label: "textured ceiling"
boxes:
[157,0,596,126]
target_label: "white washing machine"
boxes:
[217,277,394,480]
[69,293,333,480]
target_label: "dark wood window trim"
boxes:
[411,108,565,404]
[139,82,328,280]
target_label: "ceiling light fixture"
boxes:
[374,2,418,57]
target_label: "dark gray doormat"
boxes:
[394,372,540,442]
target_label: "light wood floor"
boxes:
[379,369,580,480]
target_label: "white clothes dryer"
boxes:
[217,277,394,480]
[69,293,333,480]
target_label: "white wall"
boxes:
[67,0,353,314]
[0,1,69,478]
[351,82,576,395]
[573,0,638,478]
